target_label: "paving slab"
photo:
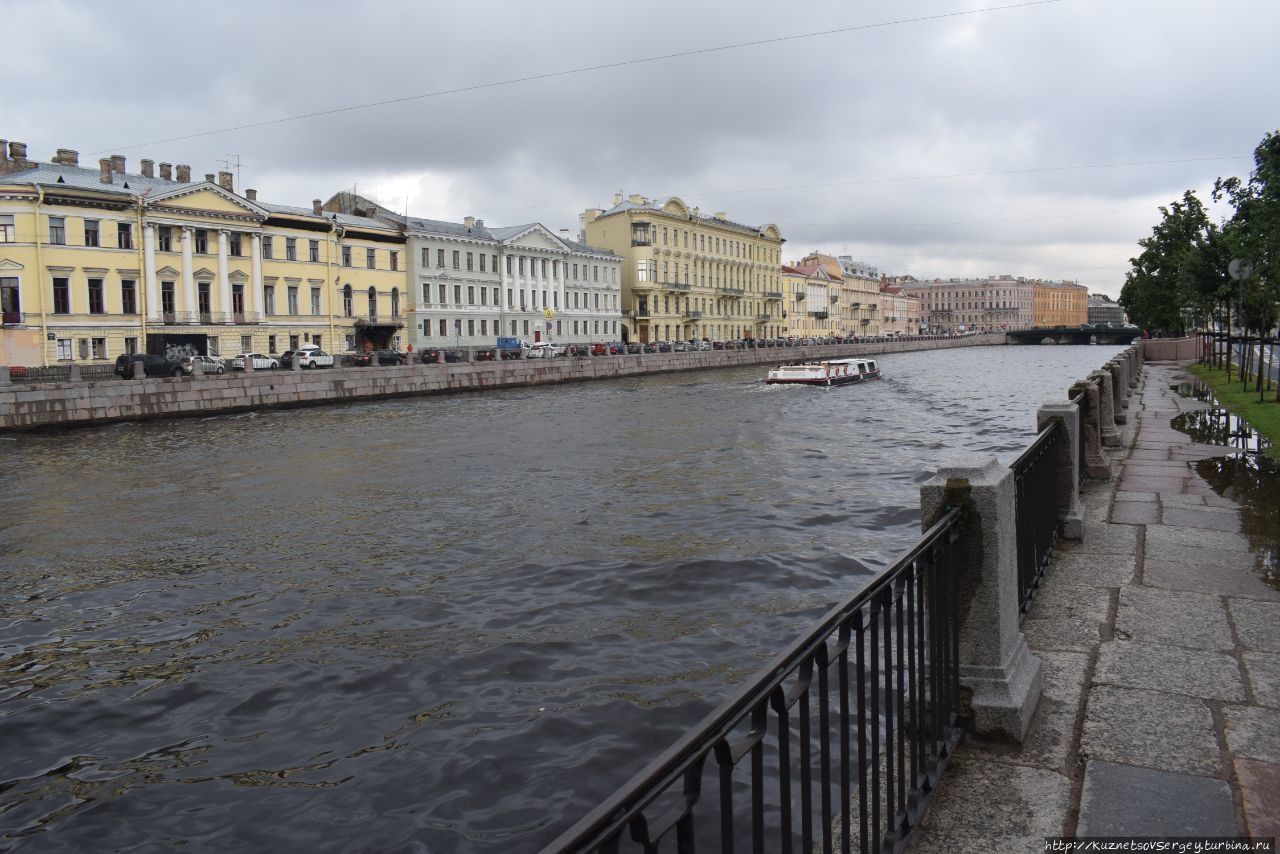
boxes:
[1114,587,1235,652]
[1159,505,1243,533]
[1023,584,1112,652]
[1045,549,1135,588]
[1234,757,1280,840]
[966,651,1090,771]
[1094,640,1244,701]
[1145,557,1280,602]
[1064,524,1139,557]
[1144,523,1254,555]
[1114,490,1160,503]
[1228,598,1280,653]
[1117,474,1189,493]
[1223,705,1280,764]
[1081,685,1221,775]
[1077,760,1237,836]
[1244,652,1280,710]
[904,757,1072,853]
[1110,501,1161,525]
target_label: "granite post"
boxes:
[0,366,10,386]
[1090,369,1120,446]
[1037,400,1084,541]
[1108,359,1129,421]
[132,359,145,379]
[1069,378,1111,479]
[921,456,1043,742]
[68,364,81,382]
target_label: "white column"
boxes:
[251,233,264,318]
[180,227,197,323]
[217,230,231,320]
[143,224,158,319]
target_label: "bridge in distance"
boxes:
[1005,326,1142,345]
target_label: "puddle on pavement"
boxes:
[1171,408,1271,454]
[1193,454,1280,588]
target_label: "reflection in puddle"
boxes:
[1193,454,1280,589]
[1171,380,1214,402]
[1171,409,1271,454]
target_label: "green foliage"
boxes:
[1124,131,1280,337]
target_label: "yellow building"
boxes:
[582,193,785,343]
[878,283,921,336]
[797,252,882,337]
[0,138,405,369]
[1033,279,1089,327]
[781,264,839,339]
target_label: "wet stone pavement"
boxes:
[908,361,1280,850]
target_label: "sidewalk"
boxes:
[909,360,1280,850]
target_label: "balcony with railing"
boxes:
[764,291,783,300]
[354,314,405,328]
[662,281,692,292]
[808,310,829,319]
[684,310,704,320]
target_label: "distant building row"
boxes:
[0,136,1100,369]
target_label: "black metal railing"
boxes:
[543,507,965,854]
[1010,420,1063,612]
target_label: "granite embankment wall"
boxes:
[0,334,1002,432]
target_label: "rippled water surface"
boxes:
[0,345,1125,852]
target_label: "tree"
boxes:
[1120,190,1215,333]
[1214,130,1280,337]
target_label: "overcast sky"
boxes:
[7,0,1279,297]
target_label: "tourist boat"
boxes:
[765,358,881,386]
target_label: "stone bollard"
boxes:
[132,358,145,379]
[1129,347,1141,388]
[1038,400,1084,541]
[1089,369,1120,447]
[921,456,1043,742]
[1069,379,1111,480]
[243,355,254,373]
[371,351,381,367]
[291,355,301,372]
[191,358,203,377]
[1107,359,1128,423]
[0,366,10,386]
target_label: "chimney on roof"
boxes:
[627,194,646,205]
[714,211,726,220]
[245,188,257,201]
[110,154,125,174]
[53,149,80,167]
[559,228,569,236]
[475,219,484,228]
[464,216,475,229]
[313,199,323,215]
[1,141,32,174]
[176,164,191,182]
[204,173,215,183]
[218,171,233,191]
[613,191,623,206]
[99,158,113,183]
[159,162,172,180]
[140,159,154,178]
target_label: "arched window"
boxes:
[367,287,377,319]
[342,285,353,318]
[390,288,400,317]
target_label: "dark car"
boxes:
[609,342,627,355]
[353,349,406,367]
[115,353,182,378]
[422,349,462,364]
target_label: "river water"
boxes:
[0,345,1125,853]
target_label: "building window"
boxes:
[262,236,274,259]
[390,251,399,272]
[439,283,447,304]
[437,248,445,268]
[366,248,376,269]
[506,256,513,275]
[467,319,475,337]
[466,252,474,272]
[479,287,487,306]
[229,232,242,256]
[83,219,100,247]
[124,336,138,355]
[49,217,66,245]
[0,214,13,242]
[287,286,299,316]
[198,282,211,317]
[467,286,475,305]
[391,288,400,316]
[87,278,105,314]
[264,285,275,316]
[421,248,430,267]
[309,239,320,262]
[452,251,460,270]
[343,285,353,317]
[117,223,133,250]
[342,246,352,266]
[52,277,70,313]
[367,287,377,318]
[195,230,208,254]
[232,284,244,318]
[1,277,20,322]
[267,335,277,354]
[479,254,486,273]
[285,238,297,261]
[422,283,431,304]
[439,318,447,336]
[311,287,321,315]
[162,281,175,315]
[56,338,72,360]
[454,285,461,304]
[91,337,106,359]
[491,254,497,273]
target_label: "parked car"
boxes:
[179,355,225,374]
[656,341,672,353]
[231,353,280,370]
[294,349,334,369]
[422,348,463,364]
[609,342,627,355]
[115,353,183,378]
[590,341,609,355]
[625,342,642,354]
[524,341,566,358]
[672,340,688,352]
[352,349,406,367]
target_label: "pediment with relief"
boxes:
[503,224,570,252]
[146,184,267,221]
